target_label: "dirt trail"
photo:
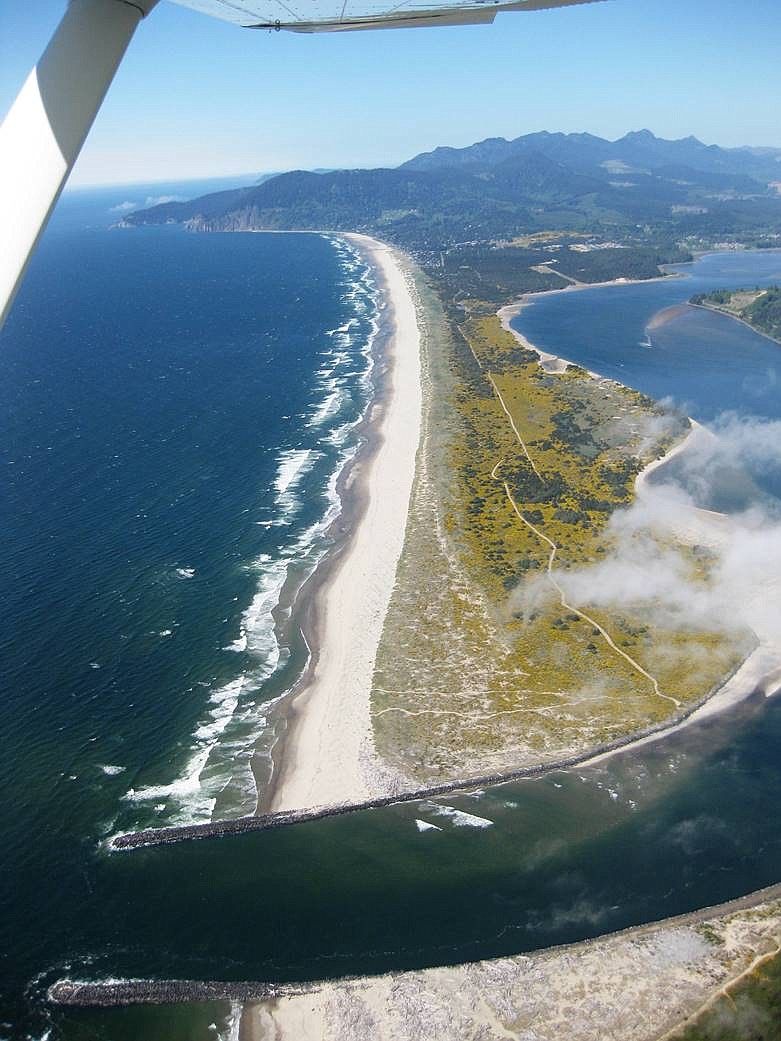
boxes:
[486,375,678,710]
[488,374,543,480]
[657,937,781,1039]
[454,316,675,708]
[501,471,679,710]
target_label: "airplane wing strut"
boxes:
[0,0,159,329]
[0,0,601,330]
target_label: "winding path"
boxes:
[657,936,781,1040]
[488,373,543,480]
[486,376,678,710]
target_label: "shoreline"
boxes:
[689,298,781,348]
[495,269,684,374]
[498,267,684,315]
[500,284,781,769]
[236,884,781,1040]
[79,248,781,1041]
[251,242,395,811]
[263,233,422,813]
[90,250,781,1040]
[48,879,781,1008]
[108,681,765,850]
[248,237,394,809]
[112,255,781,850]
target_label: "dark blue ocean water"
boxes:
[6,216,781,1041]
[0,186,380,1038]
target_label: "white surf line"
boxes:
[267,233,422,813]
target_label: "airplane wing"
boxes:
[0,0,604,329]
[167,0,603,32]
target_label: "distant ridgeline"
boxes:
[691,285,781,343]
[125,129,781,295]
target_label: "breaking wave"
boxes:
[114,236,381,832]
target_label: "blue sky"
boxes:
[2,0,781,187]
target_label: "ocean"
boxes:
[5,195,781,1041]
[0,185,381,1038]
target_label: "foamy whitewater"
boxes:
[120,236,382,830]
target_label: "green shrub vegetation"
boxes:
[692,285,781,343]
[676,949,781,1040]
[371,281,750,783]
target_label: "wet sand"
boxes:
[266,235,422,813]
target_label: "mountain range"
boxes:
[401,128,781,180]
[125,130,781,250]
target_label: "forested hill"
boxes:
[691,285,781,343]
[402,128,781,181]
[124,129,781,251]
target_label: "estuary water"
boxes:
[512,250,781,423]
[4,221,781,1041]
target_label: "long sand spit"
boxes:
[92,256,781,1038]
[111,264,781,851]
[264,262,780,827]
[267,234,422,813]
[49,885,781,1041]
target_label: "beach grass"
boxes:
[372,296,751,783]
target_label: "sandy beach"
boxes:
[498,296,578,373]
[242,887,781,1041]
[114,263,781,840]
[497,269,686,374]
[267,234,422,813]
[240,280,781,1039]
[262,264,781,816]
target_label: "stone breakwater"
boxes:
[47,881,781,1008]
[47,978,317,1006]
[110,662,754,852]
